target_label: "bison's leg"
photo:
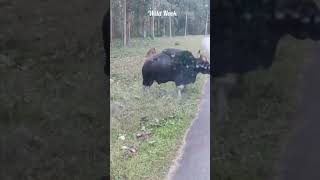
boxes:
[177,85,185,98]
[143,77,154,86]
[142,78,153,93]
[174,75,185,97]
[182,84,188,92]
[143,85,150,92]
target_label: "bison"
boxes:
[142,48,210,97]
[213,0,320,121]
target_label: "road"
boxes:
[167,78,210,180]
[276,44,320,180]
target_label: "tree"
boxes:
[152,0,155,38]
[163,17,166,37]
[158,0,170,37]
[110,1,113,45]
[205,12,208,35]
[184,0,191,37]
[128,12,132,42]
[184,12,188,37]
[169,16,172,37]
[123,0,127,46]
[204,3,209,35]
[110,0,210,42]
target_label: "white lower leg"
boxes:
[177,85,184,97]
[143,85,150,92]
[182,84,187,92]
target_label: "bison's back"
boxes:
[142,53,178,85]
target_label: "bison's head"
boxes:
[198,50,209,61]
[146,48,157,58]
[275,0,320,41]
[195,56,210,74]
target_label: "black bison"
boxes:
[213,0,320,120]
[142,48,210,96]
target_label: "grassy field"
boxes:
[110,35,208,179]
[213,36,316,180]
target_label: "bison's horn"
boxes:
[198,50,201,58]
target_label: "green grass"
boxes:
[110,35,208,179]
[213,36,317,180]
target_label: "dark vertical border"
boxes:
[210,0,214,178]
[103,9,110,76]
[102,3,110,179]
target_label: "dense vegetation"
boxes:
[111,0,210,46]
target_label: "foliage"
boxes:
[111,0,210,39]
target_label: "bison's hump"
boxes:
[161,48,196,66]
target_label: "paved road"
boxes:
[277,45,320,180]
[168,78,210,180]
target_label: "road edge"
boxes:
[165,77,210,180]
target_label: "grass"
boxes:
[110,35,208,179]
[213,36,316,180]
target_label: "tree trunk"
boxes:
[157,17,160,36]
[143,17,146,38]
[152,0,155,39]
[184,13,188,37]
[163,18,165,37]
[123,0,127,46]
[155,17,157,36]
[143,0,146,38]
[128,14,131,43]
[110,3,113,46]
[169,16,172,38]
[149,16,151,37]
[205,12,208,36]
